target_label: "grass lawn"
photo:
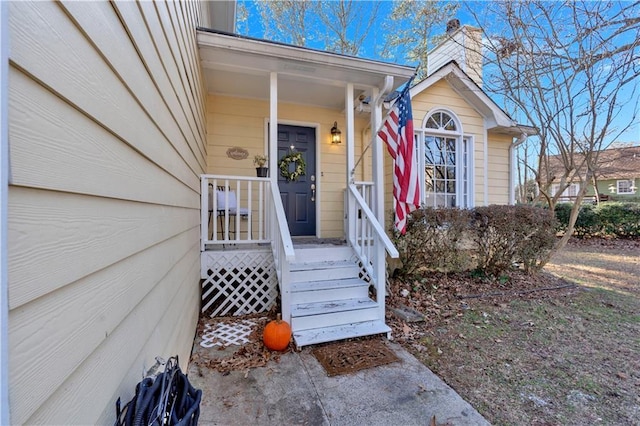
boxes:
[388,238,640,425]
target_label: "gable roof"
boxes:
[410,61,536,137]
[596,146,640,180]
[544,145,640,183]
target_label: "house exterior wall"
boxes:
[596,177,638,200]
[206,94,368,238]
[396,79,487,211]
[487,132,512,205]
[383,79,514,226]
[412,80,487,207]
[7,1,205,424]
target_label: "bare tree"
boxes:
[250,0,382,56]
[313,1,381,56]
[383,0,459,78]
[467,0,640,255]
[253,0,313,47]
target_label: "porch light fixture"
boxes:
[330,121,342,144]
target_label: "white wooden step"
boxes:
[293,246,353,263]
[293,320,392,348]
[289,260,359,282]
[290,278,369,304]
[291,298,379,330]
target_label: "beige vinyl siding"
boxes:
[206,94,367,238]
[487,132,512,205]
[7,1,205,424]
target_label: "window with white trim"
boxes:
[416,110,472,208]
[551,183,580,199]
[617,179,635,194]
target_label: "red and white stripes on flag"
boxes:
[377,80,420,234]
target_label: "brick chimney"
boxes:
[428,20,483,87]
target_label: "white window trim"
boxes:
[552,183,580,200]
[616,179,635,194]
[418,109,473,208]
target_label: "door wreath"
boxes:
[278,152,306,181]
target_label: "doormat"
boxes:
[312,339,399,377]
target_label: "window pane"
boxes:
[444,116,456,131]
[618,180,634,194]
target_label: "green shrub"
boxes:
[573,204,601,238]
[596,202,640,238]
[553,201,640,238]
[554,203,573,232]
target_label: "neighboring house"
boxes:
[546,145,640,202]
[0,2,532,423]
[592,146,639,200]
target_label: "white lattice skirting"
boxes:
[200,318,266,348]
[201,249,278,317]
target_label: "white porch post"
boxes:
[371,86,383,222]
[372,76,393,322]
[268,72,292,323]
[372,76,393,222]
[269,72,278,183]
[345,83,356,243]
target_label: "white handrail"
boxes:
[269,181,295,261]
[348,184,399,258]
[267,180,294,324]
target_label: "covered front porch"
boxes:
[197,29,413,347]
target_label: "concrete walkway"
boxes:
[188,340,489,426]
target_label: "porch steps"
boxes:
[293,320,392,348]
[289,260,360,282]
[289,246,391,348]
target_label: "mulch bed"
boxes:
[312,338,399,376]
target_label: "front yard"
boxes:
[388,238,640,425]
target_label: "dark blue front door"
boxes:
[277,125,316,236]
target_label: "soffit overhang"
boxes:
[197,29,414,110]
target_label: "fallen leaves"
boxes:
[191,314,289,375]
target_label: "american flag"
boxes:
[377,79,420,234]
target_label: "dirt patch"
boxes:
[388,238,640,425]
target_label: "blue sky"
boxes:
[237,1,639,145]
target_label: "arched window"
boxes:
[416,110,472,208]
[425,111,458,131]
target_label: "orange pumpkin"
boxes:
[263,314,291,351]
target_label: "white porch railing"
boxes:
[200,174,295,321]
[347,183,399,317]
[200,175,270,250]
[353,181,374,206]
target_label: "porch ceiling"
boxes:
[197,29,414,110]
